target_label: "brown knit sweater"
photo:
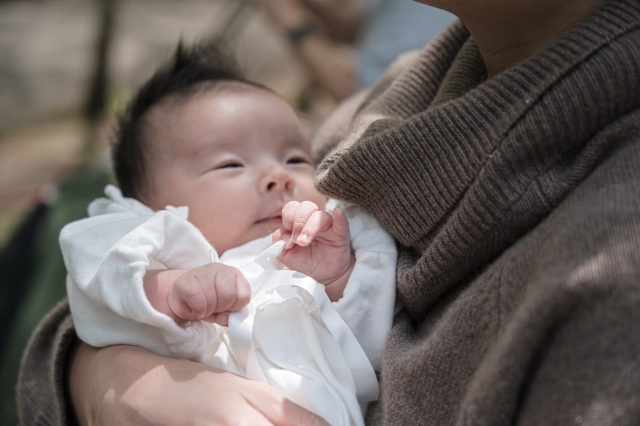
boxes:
[313,0,640,424]
[17,0,640,425]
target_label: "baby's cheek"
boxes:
[198,219,240,255]
[300,182,327,210]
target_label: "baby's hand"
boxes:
[170,263,251,326]
[272,201,355,301]
[144,264,251,327]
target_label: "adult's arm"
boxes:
[17,299,328,426]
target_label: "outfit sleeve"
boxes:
[60,201,219,359]
[330,202,397,371]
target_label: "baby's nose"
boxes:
[261,164,294,193]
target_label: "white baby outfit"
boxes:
[61,185,397,426]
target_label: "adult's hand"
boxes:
[68,341,329,426]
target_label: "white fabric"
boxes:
[61,185,397,426]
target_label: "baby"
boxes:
[60,43,396,426]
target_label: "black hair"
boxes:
[112,41,268,199]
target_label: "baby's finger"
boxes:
[204,311,230,326]
[297,210,333,246]
[171,275,208,320]
[281,201,300,232]
[330,207,351,240]
[290,201,319,242]
[227,273,252,312]
[272,228,293,249]
[272,228,284,243]
[212,269,250,313]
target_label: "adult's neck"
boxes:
[420,0,603,77]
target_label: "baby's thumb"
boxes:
[204,311,230,326]
[331,208,351,238]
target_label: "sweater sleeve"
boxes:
[330,202,397,371]
[17,300,77,426]
[60,209,220,359]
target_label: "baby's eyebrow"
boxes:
[185,139,231,158]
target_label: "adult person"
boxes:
[18,0,640,424]
[253,0,454,100]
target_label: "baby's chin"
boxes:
[210,227,277,256]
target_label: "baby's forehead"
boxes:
[143,87,308,160]
[146,81,261,123]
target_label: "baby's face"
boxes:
[144,88,326,254]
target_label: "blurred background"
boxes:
[0,0,454,423]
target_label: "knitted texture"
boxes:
[316,0,640,315]
[17,300,76,425]
[313,0,640,424]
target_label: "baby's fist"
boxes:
[169,263,251,326]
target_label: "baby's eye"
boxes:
[217,162,242,169]
[286,157,310,165]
